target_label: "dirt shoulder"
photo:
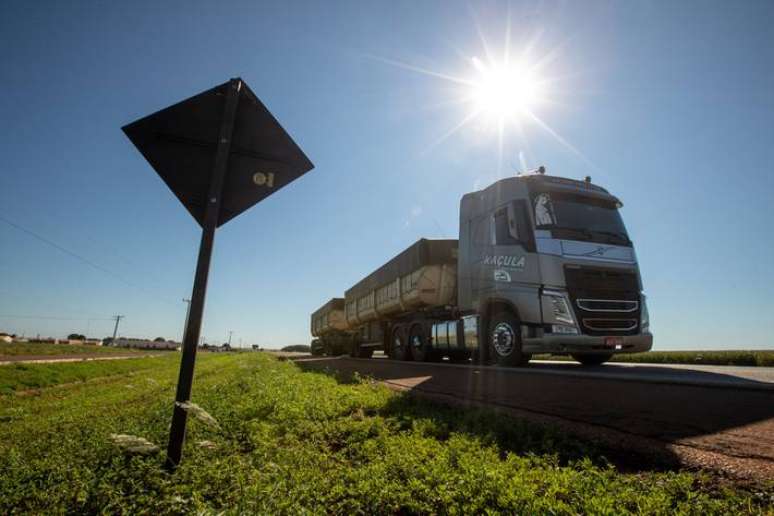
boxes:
[0,353,161,365]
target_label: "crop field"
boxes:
[0,341,148,357]
[1,352,771,514]
[534,350,774,367]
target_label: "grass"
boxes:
[0,352,771,514]
[0,341,148,357]
[0,355,167,394]
[535,350,774,367]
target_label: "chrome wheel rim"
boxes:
[393,336,403,355]
[411,334,423,349]
[492,322,515,357]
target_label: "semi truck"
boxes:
[310,167,652,366]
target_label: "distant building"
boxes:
[199,342,232,352]
[66,338,103,346]
[114,337,180,351]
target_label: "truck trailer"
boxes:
[310,167,652,366]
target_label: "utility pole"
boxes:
[181,298,191,344]
[111,315,124,346]
[227,330,233,347]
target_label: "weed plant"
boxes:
[0,353,770,514]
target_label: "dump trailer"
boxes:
[312,167,653,366]
[310,298,353,356]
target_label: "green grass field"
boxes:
[0,355,167,394]
[0,341,148,357]
[1,352,771,514]
[535,350,774,367]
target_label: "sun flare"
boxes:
[368,16,588,173]
[470,57,542,122]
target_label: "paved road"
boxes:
[293,355,774,481]
[509,359,774,389]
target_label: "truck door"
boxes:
[459,214,490,311]
[474,201,542,324]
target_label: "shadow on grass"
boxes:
[294,360,683,474]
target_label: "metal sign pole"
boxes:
[164,78,242,471]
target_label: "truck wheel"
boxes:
[310,339,323,356]
[487,312,530,367]
[389,326,410,361]
[571,353,612,366]
[447,351,471,364]
[408,324,431,362]
[349,341,373,359]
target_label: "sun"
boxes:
[470,57,542,122]
[367,16,589,172]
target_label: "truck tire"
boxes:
[487,312,531,367]
[571,353,612,366]
[408,323,432,362]
[447,351,471,364]
[310,339,323,356]
[389,326,411,361]
[349,341,373,359]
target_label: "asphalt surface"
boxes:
[292,355,774,481]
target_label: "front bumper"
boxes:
[522,332,653,355]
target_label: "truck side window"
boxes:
[494,208,518,245]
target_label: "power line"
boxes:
[0,314,115,321]
[0,214,178,305]
[110,315,124,345]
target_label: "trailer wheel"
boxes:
[349,341,373,359]
[571,353,612,366]
[408,324,431,362]
[389,326,410,361]
[487,312,530,367]
[447,351,471,364]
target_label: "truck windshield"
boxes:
[533,192,631,246]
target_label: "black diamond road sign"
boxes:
[122,78,313,227]
[122,77,314,470]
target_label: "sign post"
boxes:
[122,77,313,470]
[164,78,240,469]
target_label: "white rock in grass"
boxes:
[109,434,159,454]
[176,401,222,430]
[197,440,217,449]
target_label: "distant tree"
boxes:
[153,337,166,342]
[281,344,311,353]
[67,333,86,340]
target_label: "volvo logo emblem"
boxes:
[584,246,611,257]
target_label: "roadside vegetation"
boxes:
[1,352,770,514]
[535,350,774,367]
[280,344,311,352]
[0,341,147,357]
[0,355,166,394]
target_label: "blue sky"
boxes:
[1,1,772,349]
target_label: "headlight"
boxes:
[640,294,650,332]
[543,290,576,326]
[551,324,579,335]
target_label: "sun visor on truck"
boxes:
[527,176,622,207]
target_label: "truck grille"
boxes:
[564,266,641,336]
[582,319,638,332]
[576,299,638,312]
